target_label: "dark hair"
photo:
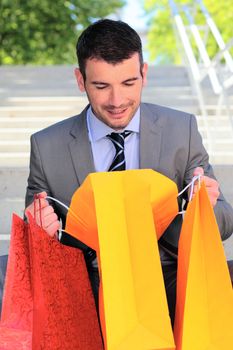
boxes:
[76,19,144,80]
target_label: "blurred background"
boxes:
[0,0,232,258]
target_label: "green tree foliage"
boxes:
[0,0,124,64]
[144,0,233,64]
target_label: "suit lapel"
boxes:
[68,103,163,184]
[139,103,162,170]
[68,107,96,185]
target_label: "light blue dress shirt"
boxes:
[86,106,140,172]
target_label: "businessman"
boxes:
[25,19,233,325]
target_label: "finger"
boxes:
[26,197,49,212]
[25,199,51,222]
[41,205,55,218]
[33,191,47,200]
[202,176,220,194]
[202,176,218,187]
[208,194,218,206]
[44,219,60,237]
[207,188,220,206]
[25,202,36,219]
[32,199,50,218]
[37,191,47,199]
[201,176,220,206]
[41,212,59,229]
[33,206,56,227]
[31,192,48,212]
[193,166,204,177]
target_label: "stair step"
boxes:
[0,117,65,128]
[0,106,86,118]
[0,198,25,236]
[0,156,30,167]
[4,96,87,103]
[0,152,30,158]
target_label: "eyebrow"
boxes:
[123,77,139,83]
[91,81,108,85]
[91,77,139,85]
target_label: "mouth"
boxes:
[106,108,128,118]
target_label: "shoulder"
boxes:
[141,102,199,133]
[141,102,194,123]
[32,115,77,140]
[31,106,88,143]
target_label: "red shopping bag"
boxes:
[0,214,103,350]
[0,215,32,350]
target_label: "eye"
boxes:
[95,84,108,90]
[124,82,135,86]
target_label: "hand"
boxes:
[192,167,220,207]
[25,191,60,237]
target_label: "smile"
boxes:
[107,108,127,115]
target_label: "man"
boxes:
[25,19,233,325]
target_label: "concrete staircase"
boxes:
[0,65,232,257]
[1,65,233,166]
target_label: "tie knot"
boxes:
[107,131,131,149]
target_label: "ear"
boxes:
[142,62,148,87]
[74,68,85,92]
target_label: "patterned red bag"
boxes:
[0,214,103,350]
[0,215,32,349]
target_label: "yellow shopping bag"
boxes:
[174,182,233,350]
[65,169,178,350]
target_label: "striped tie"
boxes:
[84,131,131,274]
[107,131,132,171]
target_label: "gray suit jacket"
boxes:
[25,103,233,256]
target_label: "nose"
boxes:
[108,87,124,107]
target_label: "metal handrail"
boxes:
[169,0,233,152]
[169,0,212,153]
[169,0,200,79]
[197,0,233,72]
[211,39,233,67]
[199,39,233,90]
[183,5,222,94]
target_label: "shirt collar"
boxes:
[87,105,140,142]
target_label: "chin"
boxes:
[109,115,134,130]
[109,121,129,130]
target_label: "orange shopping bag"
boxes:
[174,182,233,350]
[66,169,178,350]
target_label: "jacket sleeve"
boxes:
[184,114,233,241]
[25,134,52,208]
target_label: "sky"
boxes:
[108,0,150,61]
[121,0,148,31]
[120,0,150,61]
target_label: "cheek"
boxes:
[129,86,142,100]
[88,91,107,108]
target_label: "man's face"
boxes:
[75,53,148,130]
